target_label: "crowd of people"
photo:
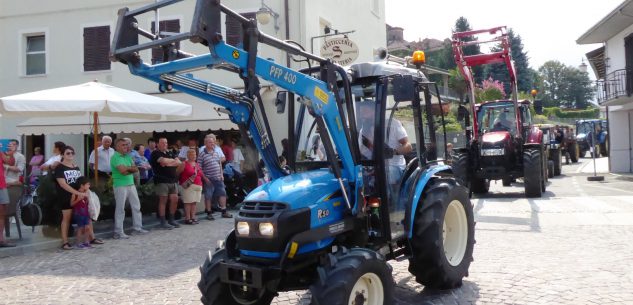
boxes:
[0,132,244,250]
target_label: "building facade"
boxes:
[578,0,633,173]
[0,0,386,168]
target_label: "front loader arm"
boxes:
[110,0,357,185]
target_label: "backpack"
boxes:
[20,192,42,227]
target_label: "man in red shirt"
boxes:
[0,146,16,247]
[221,138,234,163]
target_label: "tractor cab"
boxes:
[291,60,449,242]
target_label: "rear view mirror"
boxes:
[275,91,287,114]
[392,75,415,102]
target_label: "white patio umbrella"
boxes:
[0,81,193,183]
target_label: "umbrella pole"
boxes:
[94,112,99,185]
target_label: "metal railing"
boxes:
[596,69,630,104]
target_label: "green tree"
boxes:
[484,29,532,94]
[538,60,595,109]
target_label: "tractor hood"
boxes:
[482,131,511,144]
[244,169,341,210]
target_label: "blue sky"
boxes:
[386,0,623,74]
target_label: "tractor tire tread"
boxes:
[408,178,475,289]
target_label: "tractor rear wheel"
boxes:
[524,148,543,198]
[199,249,275,305]
[552,149,562,176]
[310,248,393,305]
[569,143,579,163]
[408,178,474,289]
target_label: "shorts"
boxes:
[73,214,90,228]
[180,184,203,203]
[204,180,226,199]
[58,194,72,210]
[0,188,9,205]
[155,182,179,196]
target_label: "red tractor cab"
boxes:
[452,27,547,197]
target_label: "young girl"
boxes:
[71,177,92,249]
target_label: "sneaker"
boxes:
[132,228,149,235]
[82,242,94,249]
[192,219,199,224]
[206,213,215,220]
[157,222,174,230]
[75,243,89,250]
[167,220,181,228]
[113,233,130,239]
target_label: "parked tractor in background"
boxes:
[110,1,475,304]
[558,124,580,164]
[576,119,609,158]
[452,27,547,197]
[536,124,562,177]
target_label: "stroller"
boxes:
[222,163,249,209]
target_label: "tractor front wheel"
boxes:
[198,248,276,305]
[471,178,489,194]
[600,138,609,157]
[552,149,562,176]
[451,152,469,187]
[524,148,544,198]
[408,178,474,289]
[310,248,394,305]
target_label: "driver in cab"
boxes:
[357,101,412,182]
[491,110,514,132]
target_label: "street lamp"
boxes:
[256,0,279,32]
[579,59,588,73]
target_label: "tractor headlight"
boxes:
[481,148,504,156]
[237,221,250,236]
[259,222,275,236]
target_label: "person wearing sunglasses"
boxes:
[54,146,88,250]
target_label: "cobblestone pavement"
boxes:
[1,158,633,304]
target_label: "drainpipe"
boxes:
[284,0,290,67]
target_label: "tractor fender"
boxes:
[407,164,452,239]
[526,126,543,144]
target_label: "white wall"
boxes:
[608,110,632,172]
[0,0,386,159]
[605,23,633,73]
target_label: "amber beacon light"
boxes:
[411,50,426,68]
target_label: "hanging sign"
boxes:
[320,37,359,66]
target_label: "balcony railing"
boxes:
[596,69,631,104]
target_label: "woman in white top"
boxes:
[40,141,66,175]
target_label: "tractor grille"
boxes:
[239,202,288,218]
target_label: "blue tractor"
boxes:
[111,1,475,304]
[576,119,609,158]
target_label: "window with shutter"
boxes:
[83,26,111,72]
[225,13,256,47]
[151,19,181,64]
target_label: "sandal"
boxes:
[184,219,194,225]
[61,242,73,250]
[90,238,104,245]
[192,219,199,224]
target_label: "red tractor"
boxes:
[451,26,547,197]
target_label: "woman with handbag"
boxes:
[178,147,203,225]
